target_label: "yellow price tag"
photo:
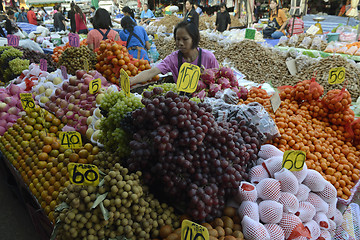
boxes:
[120,68,130,97]
[177,63,201,93]
[282,150,306,171]
[84,59,89,72]
[89,78,101,94]
[20,93,35,111]
[59,131,83,149]
[181,220,209,240]
[328,67,346,85]
[68,163,100,186]
[154,34,158,40]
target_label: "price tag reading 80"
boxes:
[177,63,201,93]
[120,68,130,97]
[20,93,35,111]
[328,67,346,85]
[68,33,80,47]
[282,150,306,171]
[181,220,209,240]
[40,59,47,72]
[89,78,101,94]
[59,131,83,149]
[68,163,100,186]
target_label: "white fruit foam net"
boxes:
[317,181,337,203]
[334,203,359,240]
[259,200,283,224]
[332,208,344,227]
[295,201,316,223]
[264,224,285,240]
[296,184,311,202]
[258,144,284,160]
[304,220,321,240]
[262,156,283,178]
[313,212,330,230]
[279,213,310,240]
[303,169,327,192]
[256,178,281,201]
[249,165,269,184]
[274,168,299,194]
[318,229,331,240]
[292,163,308,184]
[242,215,270,240]
[279,192,299,214]
[328,220,336,237]
[238,201,259,222]
[307,192,328,213]
[236,181,258,202]
[326,201,337,219]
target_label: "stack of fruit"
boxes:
[51,40,88,63]
[58,46,97,75]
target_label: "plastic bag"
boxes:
[221,88,239,105]
[19,39,44,53]
[336,25,357,42]
[337,46,348,54]
[278,36,289,46]
[298,36,313,49]
[288,34,299,47]
[310,37,322,50]
[345,46,358,55]
[354,48,360,56]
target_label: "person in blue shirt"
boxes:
[140,3,154,25]
[194,3,203,16]
[120,16,150,61]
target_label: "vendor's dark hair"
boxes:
[121,15,136,32]
[70,2,75,8]
[29,6,34,10]
[174,21,200,49]
[219,3,226,9]
[122,6,134,19]
[90,6,96,10]
[270,0,280,16]
[7,9,14,15]
[93,8,113,29]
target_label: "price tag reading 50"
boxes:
[20,93,35,111]
[59,131,83,149]
[120,68,130,97]
[282,150,306,171]
[89,78,101,94]
[177,63,201,93]
[68,163,100,186]
[181,220,209,240]
[328,67,346,85]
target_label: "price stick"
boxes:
[7,34,19,46]
[154,34,158,40]
[245,28,256,40]
[20,93,35,111]
[270,92,281,113]
[176,63,201,93]
[181,220,209,240]
[68,33,80,47]
[61,65,68,79]
[68,163,100,186]
[84,59,89,72]
[40,59,47,72]
[120,68,130,97]
[59,131,83,149]
[39,108,48,133]
[282,150,306,171]
[89,78,101,94]
[328,67,346,85]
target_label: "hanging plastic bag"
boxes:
[345,45,358,55]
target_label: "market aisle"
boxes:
[0,177,40,240]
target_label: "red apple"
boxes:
[76,70,86,79]
[62,81,69,91]
[69,76,78,86]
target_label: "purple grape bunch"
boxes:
[126,87,260,221]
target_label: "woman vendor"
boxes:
[130,21,219,85]
[268,0,287,39]
[120,16,150,61]
[184,0,199,29]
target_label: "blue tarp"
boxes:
[303,14,359,33]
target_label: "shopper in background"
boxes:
[122,6,136,23]
[90,6,96,17]
[216,3,231,32]
[74,5,88,34]
[140,3,154,25]
[17,7,27,22]
[14,7,19,21]
[68,2,76,33]
[287,13,304,36]
[120,16,150,61]
[5,9,20,34]
[27,6,37,25]
[53,6,66,31]
[130,21,219,85]
[0,0,3,12]
[87,8,120,51]
[184,0,199,29]
[194,3,203,16]
[267,0,287,39]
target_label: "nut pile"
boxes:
[58,46,97,75]
[152,15,182,33]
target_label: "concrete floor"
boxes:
[0,170,40,240]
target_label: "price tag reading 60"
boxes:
[177,63,201,93]
[20,93,35,111]
[328,67,346,85]
[120,68,130,97]
[282,150,306,171]
[59,131,83,149]
[68,163,100,186]
[89,78,101,94]
[181,220,209,240]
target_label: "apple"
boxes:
[87,116,93,125]
[88,70,97,77]
[68,95,75,103]
[61,115,68,124]
[66,111,74,119]
[50,95,57,102]
[59,91,66,99]
[56,109,65,118]
[82,73,92,79]
[40,96,49,103]
[67,103,75,111]
[79,116,87,125]
[55,98,61,105]
[75,70,86,79]
[38,85,45,94]
[96,93,105,105]
[54,106,60,113]
[65,93,72,100]
[78,125,87,136]
[62,81,69,91]
[74,91,81,98]
[45,88,53,97]
[80,94,87,101]
[49,102,56,112]
[83,77,93,85]
[60,99,68,108]
[73,105,80,112]
[74,114,80,121]
[68,86,75,93]
[86,128,94,139]
[69,76,78,86]
[81,84,88,93]
[74,99,80,105]
[87,96,95,102]
[45,101,51,108]
[92,101,97,107]
[83,110,91,117]
[53,77,62,85]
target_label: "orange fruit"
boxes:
[42,145,52,153]
[38,152,48,161]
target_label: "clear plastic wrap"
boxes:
[310,37,323,51]
[288,35,299,47]
[278,36,289,47]
[221,88,239,105]
[345,46,358,55]
[298,36,313,49]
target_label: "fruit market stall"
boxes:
[1,28,360,240]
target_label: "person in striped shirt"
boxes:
[287,14,304,36]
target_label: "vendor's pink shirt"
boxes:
[87,29,118,50]
[156,48,219,82]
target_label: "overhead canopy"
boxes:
[26,0,65,7]
[346,0,359,17]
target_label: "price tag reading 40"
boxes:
[7,34,19,47]
[59,131,83,149]
[328,67,346,85]
[120,68,130,97]
[177,63,201,93]
[181,220,209,240]
[20,93,35,111]
[89,78,101,94]
[68,163,100,186]
[282,150,306,171]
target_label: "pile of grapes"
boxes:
[14,46,57,72]
[0,46,29,84]
[125,88,261,221]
